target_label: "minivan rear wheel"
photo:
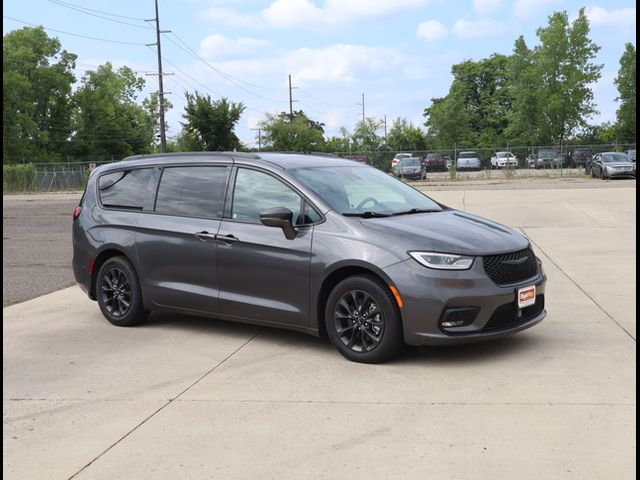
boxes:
[96,256,148,326]
[325,275,404,363]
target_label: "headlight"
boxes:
[605,165,612,171]
[409,251,475,270]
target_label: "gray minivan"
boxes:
[73,152,546,363]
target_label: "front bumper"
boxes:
[383,256,547,346]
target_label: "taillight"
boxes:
[73,207,82,221]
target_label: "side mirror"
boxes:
[260,207,297,240]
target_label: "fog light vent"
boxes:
[439,307,479,332]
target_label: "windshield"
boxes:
[290,166,442,215]
[398,158,421,167]
[601,153,630,163]
[395,153,411,159]
[458,152,477,158]
[497,152,509,158]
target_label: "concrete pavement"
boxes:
[3,186,636,479]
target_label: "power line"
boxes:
[45,0,149,21]
[47,0,153,30]
[296,87,354,109]
[165,32,287,103]
[3,16,147,46]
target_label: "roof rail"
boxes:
[121,151,261,162]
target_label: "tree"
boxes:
[505,36,541,145]
[534,8,602,145]
[71,63,154,159]
[142,92,173,151]
[424,85,474,149]
[324,127,352,154]
[423,55,511,149]
[260,110,325,151]
[614,43,636,143]
[387,117,428,152]
[3,27,76,162]
[181,92,245,151]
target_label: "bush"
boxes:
[3,164,36,193]
[448,163,457,180]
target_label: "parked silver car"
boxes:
[456,151,482,171]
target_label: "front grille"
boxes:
[482,294,545,332]
[482,248,538,285]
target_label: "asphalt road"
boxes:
[3,193,80,306]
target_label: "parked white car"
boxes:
[490,151,518,169]
[392,152,413,168]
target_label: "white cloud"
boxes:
[452,18,506,39]
[585,6,636,29]
[262,0,324,27]
[513,0,563,19]
[199,34,269,60]
[206,0,430,29]
[416,20,448,41]
[473,0,503,16]
[203,7,260,28]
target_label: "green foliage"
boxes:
[387,117,428,152]
[3,164,36,193]
[424,9,602,149]
[71,63,154,159]
[181,92,245,151]
[505,36,541,145]
[534,9,602,144]
[3,27,77,162]
[260,110,325,151]
[142,92,173,151]
[614,43,636,143]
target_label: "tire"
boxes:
[96,256,149,327]
[325,275,404,363]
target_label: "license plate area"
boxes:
[517,285,536,309]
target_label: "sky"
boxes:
[3,0,637,148]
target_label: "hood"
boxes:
[604,162,634,167]
[358,210,529,256]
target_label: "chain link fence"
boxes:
[3,144,636,193]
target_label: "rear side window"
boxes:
[99,169,152,210]
[155,166,229,219]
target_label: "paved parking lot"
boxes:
[3,183,636,479]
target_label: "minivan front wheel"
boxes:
[325,275,404,363]
[97,256,148,326]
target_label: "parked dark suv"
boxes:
[73,152,546,363]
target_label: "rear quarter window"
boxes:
[99,168,153,210]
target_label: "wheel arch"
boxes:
[314,262,400,338]
[90,248,134,300]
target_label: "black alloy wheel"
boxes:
[101,266,132,318]
[334,290,384,353]
[96,256,148,326]
[326,275,404,363]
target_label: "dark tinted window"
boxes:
[232,169,302,224]
[155,166,229,218]
[458,152,478,158]
[99,168,152,210]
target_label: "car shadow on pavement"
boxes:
[143,311,541,364]
[398,334,541,365]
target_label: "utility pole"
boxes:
[384,115,388,143]
[288,74,298,120]
[146,0,170,152]
[250,128,262,150]
[361,93,365,123]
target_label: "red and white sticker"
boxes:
[518,285,536,309]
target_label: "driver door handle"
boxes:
[218,234,239,244]
[194,231,217,241]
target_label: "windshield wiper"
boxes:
[390,208,441,216]
[343,211,392,218]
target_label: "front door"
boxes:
[216,167,313,327]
